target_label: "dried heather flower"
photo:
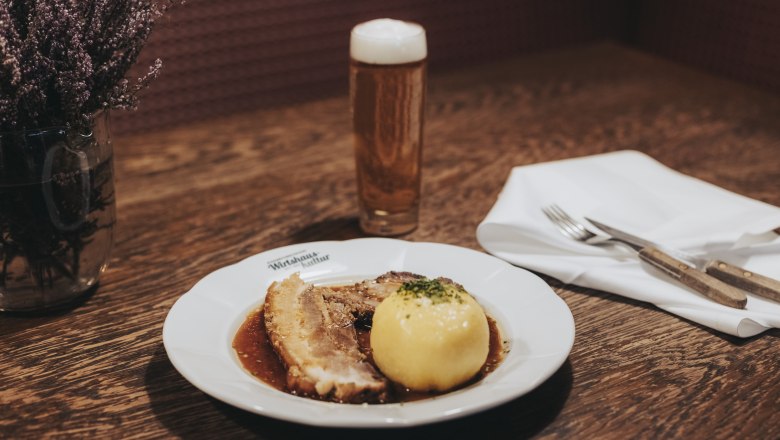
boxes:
[0,0,178,132]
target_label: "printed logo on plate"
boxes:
[267,250,330,271]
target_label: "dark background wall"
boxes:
[114,0,780,135]
[628,0,780,93]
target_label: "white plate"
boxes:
[163,238,575,428]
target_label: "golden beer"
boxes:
[350,19,427,235]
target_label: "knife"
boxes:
[586,218,780,305]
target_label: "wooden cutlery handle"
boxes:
[705,260,780,303]
[638,247,747,309]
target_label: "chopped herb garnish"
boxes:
[397,278,467,304]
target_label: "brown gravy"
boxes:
[232,306,507,404]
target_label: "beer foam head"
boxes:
[350,19,427,65]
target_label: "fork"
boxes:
[541,204,748,309]
[542,205,615,247]
[542,205,649,251]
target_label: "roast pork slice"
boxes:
[263,273,388,403]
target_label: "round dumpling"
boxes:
[370,278,489,391]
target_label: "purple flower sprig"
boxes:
[0,0,177,132]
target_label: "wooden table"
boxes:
[2,42,779,439]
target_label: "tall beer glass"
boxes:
[350,19,427,236]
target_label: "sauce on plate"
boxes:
[232,306,506,403]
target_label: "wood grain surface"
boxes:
[2,42,779,439]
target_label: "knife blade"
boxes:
[586,217,780,304]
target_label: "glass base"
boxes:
[359,208,418,236]
[0,277,99,312]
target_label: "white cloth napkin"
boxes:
[476,150,780,337]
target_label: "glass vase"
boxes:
[0,113,115,311]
